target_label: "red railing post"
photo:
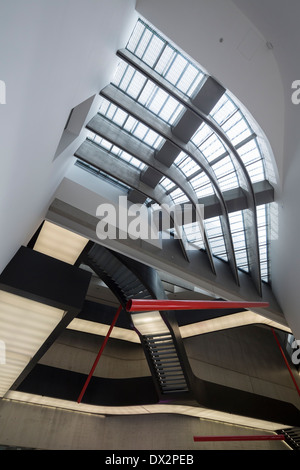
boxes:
[77,304,123,404]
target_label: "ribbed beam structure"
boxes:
[87,113,216,275]
[75,139,190,261]
[100,84,239,284]
[116,48,262,295]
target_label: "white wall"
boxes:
[0,0,137,275]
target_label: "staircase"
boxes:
[143,332,189,394]
[82,243,191,398]
[84,243,153,306]
[278,427,300,450]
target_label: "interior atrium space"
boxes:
[0,0,300,452]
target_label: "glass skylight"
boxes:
[79,17,272,283]
[86,129,146,170]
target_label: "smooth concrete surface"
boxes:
[0,399,289,450]
[184,325,300,409]
[39,329,151,379]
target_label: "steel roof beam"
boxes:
[86,115,217,274]
[116,48,262,295]
[75,139,190,262]
[100,85,239,284]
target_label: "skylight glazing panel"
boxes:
[169,187,189,204]
[176,63,200,95]
[87,132,112,152]
[100,100,117,121]
[154,45,176,76]
[134,27,153,59]
[113,60,128,87]
[184,222,205,249]
[147,87,169,115]
[142,128,164,148]
[177,156,199,178]
[86,130,145,171]
[160,177,175,192]
[158,96,183,124]
[190,172,215,198]
[126,18,145,53]
[130,121,148,140]
[212,156,239,191]
[118,65,135,91]
[245,160,265,183]
[126,70,147,99]
[229,211,249,272]
[210,94,236,125]
[174,151,189,166]
[204,216,227,260]
[237,139,265,183]
[222,110,252,146]
[164,54,188,87]
[142,34,165,68]
[122,115,137,134]
[138,80,157,107]
[191,123,212,147]
[199,133,226,163]
[128,20,204,99]
[110,107,128,127]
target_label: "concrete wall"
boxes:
[0,399,289,450]
[184,325,300,409]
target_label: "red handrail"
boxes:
[126,299,269,312]
[194,434,285,442]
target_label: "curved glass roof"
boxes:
[83,18,271,284]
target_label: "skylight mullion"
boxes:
[142,34,165,68]
[185,69,204,97]
[119,64,135,92]
[139,31,154,61]
[146,87,172,118]
[158,96,183,124]
[152,41,168,69]
[134,27,153,59]
[164,54,188,87]
[160,49,178,81]
[173,60,190,88]
[154,45,176,77]
[126,19,145,54]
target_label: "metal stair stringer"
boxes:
[80,242,194,400]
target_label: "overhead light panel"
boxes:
[0,290,64,398]
[33,221,88,264]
